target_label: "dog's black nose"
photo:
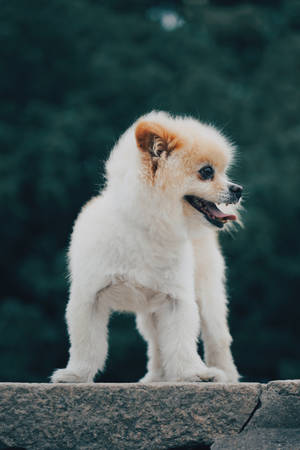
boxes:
[229,183,243,200]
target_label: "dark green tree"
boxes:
[0,0,299,382]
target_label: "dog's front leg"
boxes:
[194,241,240,383]
[198,287,239,383]
[155,295,227,382]
[51,285,110,383]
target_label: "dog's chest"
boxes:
[104,230,195,302]
[100,278,168,313]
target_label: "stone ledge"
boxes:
[0,381,299,449]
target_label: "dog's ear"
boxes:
[135,121,179,158]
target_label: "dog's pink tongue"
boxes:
[207,203,237,221]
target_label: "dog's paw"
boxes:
[51,368,91,383]
[223,369,240,383]
[139,371,164,383]
[181,367,228,383]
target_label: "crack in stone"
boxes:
[0,445,26,450]
[167,444,211,450]
[239,396,262,433]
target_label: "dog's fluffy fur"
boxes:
[51,111,242,384]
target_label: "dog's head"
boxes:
[135,112,242,230]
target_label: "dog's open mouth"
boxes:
[184,195,237,228]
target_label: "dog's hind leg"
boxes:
[136,312,164,382]
[51,285,110,383]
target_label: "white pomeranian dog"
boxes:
[51,111,242,384]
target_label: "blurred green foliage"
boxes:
[0,0,300,383]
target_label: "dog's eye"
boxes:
[199,165,214,180]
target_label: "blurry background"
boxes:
[1,0,300,383]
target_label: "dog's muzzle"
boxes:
[228,183,243,204]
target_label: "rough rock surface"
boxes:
[0,382,260,449]
[212,380,300,450]
[250,380,300,429]
[212,429,300,450]
[0,381,299,449]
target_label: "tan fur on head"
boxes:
[135,114,233,183]
[134,113,240,231]
[135,120,183,183]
